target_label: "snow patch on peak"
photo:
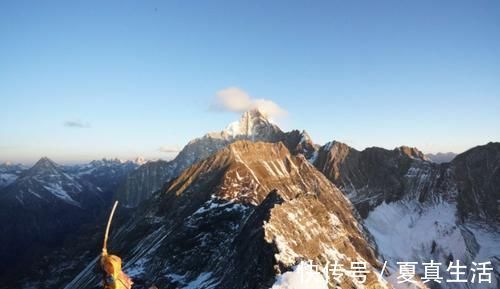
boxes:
[299,130,311,143]
[0,173,18,188]
[224,121,243,138]
[133,156,147,165]
[221,109,280,139]
[42,183,81,207]
[192,196,249,216]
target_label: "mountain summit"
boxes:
[222,109,282,139]
[27,156,60,176]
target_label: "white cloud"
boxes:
[63,120,90,128]
[212,87,288,118]
[159,145,180,153]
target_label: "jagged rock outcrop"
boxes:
[280,129,318,161]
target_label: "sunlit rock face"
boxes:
[115,109,317,208]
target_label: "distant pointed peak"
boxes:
[31,157,59,172]
[36,156,56,165]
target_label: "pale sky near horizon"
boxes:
[1,0,499,164]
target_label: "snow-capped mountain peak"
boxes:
[222,108,282,139]
[133,156,147,165]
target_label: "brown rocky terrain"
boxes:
[24,141,390,289]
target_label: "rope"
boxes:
[103,200,119,255]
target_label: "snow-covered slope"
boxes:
[0,172,19,188]
[315,141,500,289]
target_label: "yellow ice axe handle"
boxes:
[103,201,119,255]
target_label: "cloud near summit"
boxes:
[212,87,288,118]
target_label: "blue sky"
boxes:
[1,0,499,164]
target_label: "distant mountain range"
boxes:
[0,109,498,289]
[0,157,140,279]
[0,162,26,189]
[425,152,458,163]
